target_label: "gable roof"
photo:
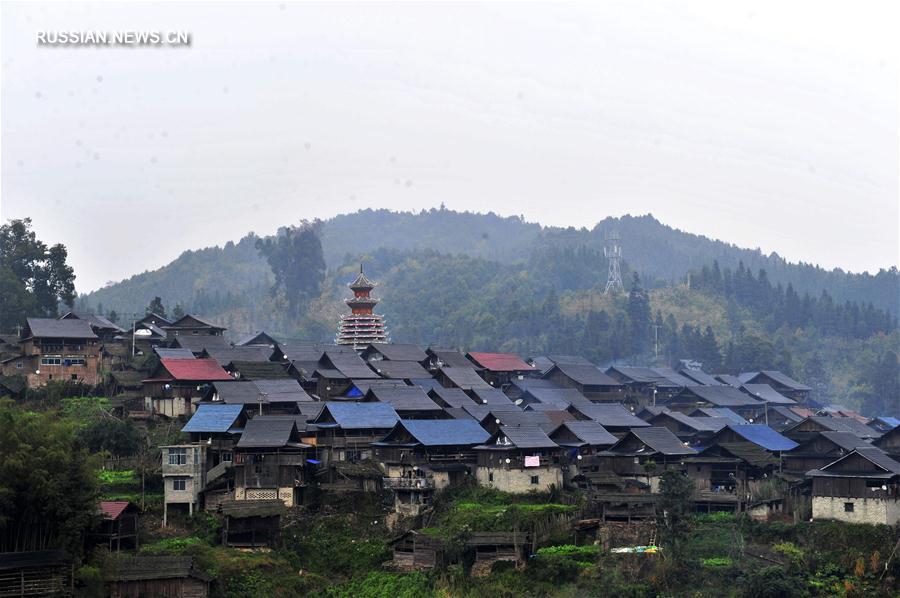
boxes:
[812,447,900,477]
[61,312,126,333]
[159,358,232,382]
[650,367,696,387]
[182,404,244,433]
[427,347,474,369]
[99,501,132,520]
[676,385,763,408]
[439,367,493,390]
[551,421,618,447]
[234,331,279,347]
[24,318,97,339]
[171,335,232,353]
[741,384,796,405]
[716,374,744,387]
[236,416,303,448]
[429,387,477,408]
[466,352,535,372]
[369,361,432,380]
[691,407,747,424]
[471,388,518,406]
[253,379,313,402]
[367,386,442,412]
[365,343,427,362]
[547,363,622,387]
[484,410,555,432]
[165,314,225,330]
[605,365,680,387]
[205,346,276,365]
[651,410,726,432]
[323,350,380,379]
[314,402,400,429]
[677,369,724,386]
[229,361,290,380]
[481,425,558,450]
[739,370,811,391]
[789,416,881,439]
[611,427,697,455]
[154,347,196,360]
[573,403,650,428]
[522,387,591,409]
[381,419,490,446]
[715,424,798,451]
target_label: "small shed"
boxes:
[104,555,211,598]
[219,499,285,548]
[0,550,73,597]
[94,501,140,551]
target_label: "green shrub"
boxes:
[326,571,433,598]
[700,557,732,567]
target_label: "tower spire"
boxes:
[604,229,624,294]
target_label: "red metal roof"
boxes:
[99,501,130,520]
[161,358,232,381]
[467,352,535,372]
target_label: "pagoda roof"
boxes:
[348,268,377,291]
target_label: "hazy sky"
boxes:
[2,1,898,293]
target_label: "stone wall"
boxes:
[475,465,562,493]
[812,496,900,525]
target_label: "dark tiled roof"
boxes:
[167,314,225,330]
[677,385,763,407]
[715,374,744,387]
[613,427,696,455]
[61,312,126,332]
[793,416,881,439]
[552,421,618,446]
[485,410,554,432]
[739,370,811,391]
[548,354,596,366]
[171,335,232,353]
[324,350,380,379]
[471,388,517,406]
[427,348,473,369]
[370,361,431,380]
[182,404,243,433]
[213,381,307,404]
[651,410,724,432]
[678,369,723,386]
[230,361,290,380]
[813,447,900,476]
[365,344,427,362]
[219,499,285,518]
[430,387,477,408]
[691,407,747,424]
[103,556,210,582]
[236,416,301,448]
[25,317,97,339]
[741,384,796,405]
[154,347,196,360]
[817,431,873,451]
[253,379,313,402]
[315,402,400,429]
[549,363,622,387]
[0,550,70,571]
[367,387,442,412]
[234,331,279,347]
[206,347,276,365]
[466,352,535,372]
[574,403,650,428]
[522,387,591,408]
[650,367,696,387]
[606,365,676,386]
[440,367,493,390]
[483,425,558,449]
[386,419,490,446]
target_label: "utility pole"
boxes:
[652,324,661,364]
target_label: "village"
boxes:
[0,268,897,596]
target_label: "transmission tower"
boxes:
[604,230,624,294]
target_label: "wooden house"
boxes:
[389,530,530,573]
[143,358,232,417]
[169,334,232,357]
[808,447,900,525]
[374,419,489,515]
[162,314,226,340]
[219,499,285,548]
[232,416,310,506]
[685,442,780,514]
[1,318,101,387]
[589,427,696,492]
[667,385,765,420]
[645,410,726,443]
[0,550,73,597]
[234,331,280,348]
[435,366,493,391]
[428,387,478,409]
[93,501,139,551]
[738,371,811,403]
[567,403,650,436]
[465,352,536,387]
[549,420,618,486]
[103,555,211,598]
[604,365,685,404]
[361,343,428,364]
[873,425,900,460]
[474,426,563,493]
[424,347,473,371]
[783,431,872,474]
[543,363,624,402]
[204,346,283,367]
[311,402,400,465]
[782,416,881,443]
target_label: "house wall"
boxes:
[233,485,295,506]
[476,465,562,493]
[1,338,102,387]
[812,496,900,525]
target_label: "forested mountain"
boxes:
[83,208,899,318]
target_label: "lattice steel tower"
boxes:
[604,230,624,294]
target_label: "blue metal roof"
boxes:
[397,419,490,446]
[181,404,243,433]
[727,424,798,451]
[319,402,400,429]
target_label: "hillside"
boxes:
[83,208,899,317]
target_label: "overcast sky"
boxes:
[1,1,897,293]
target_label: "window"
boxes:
[15,362,22,369]
[530,475,540,485]
[221,452,233,462]
[172,479,186,491]
[66,358,86,366]
[844,502,854,513]
[70,374,78,381]
[41,356,62,366]
[192,330,199,335]
[488,472,494,482]
[168,448,187,465]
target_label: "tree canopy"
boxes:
[0,218,76,332]
[256,220,326,317]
